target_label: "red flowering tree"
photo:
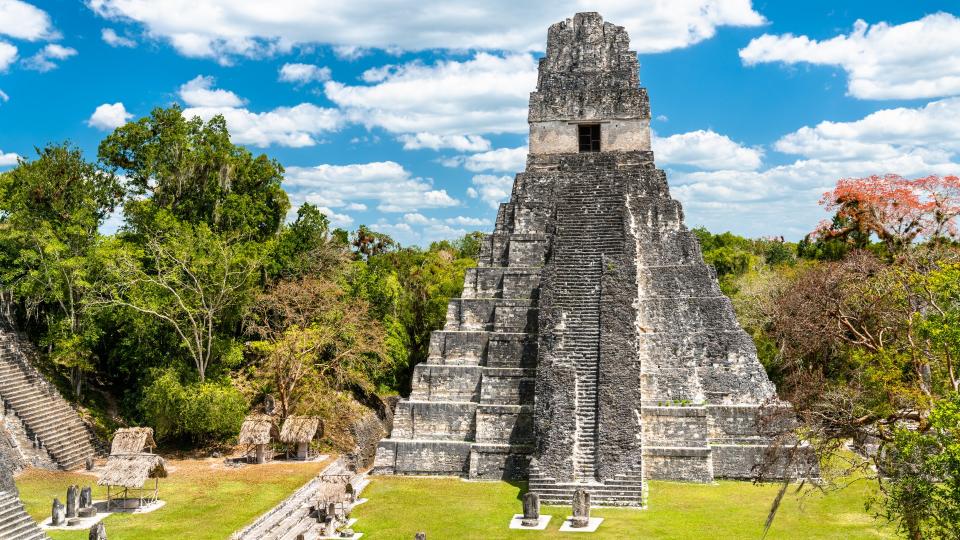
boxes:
[816,174,960,252]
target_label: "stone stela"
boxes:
[373,11,791,508]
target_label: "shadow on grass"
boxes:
[504,480,528,502]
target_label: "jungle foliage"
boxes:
[0,107,476,447]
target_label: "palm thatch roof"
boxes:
[279,416,321,444]
[97,454,167,489]
[110,427,157,455]
[238,414,277,445]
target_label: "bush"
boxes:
[141,368,246,443]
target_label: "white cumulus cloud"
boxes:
[668,100,960,238]
[0,149,18,166]
[184,103,342,147]
[398,133,491,152]
[22,43,76,72]
[102,27,136,47]
[0,0,55,41]
[87,102,133,130]
[446,215,490,227]
[283,161,458,213]
[654,130,762,171]
[467,174,513,209]
[773,97,960,159]
[445,146,528,172]
[325,53,536,138]
[278,62,331,84]
[176,76,341,147]
[178,75,244,107]
[87,0,764,63]
[0,40,15,71]
[740,13,960,100]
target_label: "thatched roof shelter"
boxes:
[279,416,321,444]
[238,414,277,445]
[97,454,167,489]
[110,427,157,455]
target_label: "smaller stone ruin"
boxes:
[571,489,590,528]
[521,492,540,527]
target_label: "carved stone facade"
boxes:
[373,12,789,506]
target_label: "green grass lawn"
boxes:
[17,462,893,539]
[15,458,329,540]
[352,477,893,540]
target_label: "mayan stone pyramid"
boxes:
[374,12,786,507]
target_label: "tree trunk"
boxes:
[72,366,83,400]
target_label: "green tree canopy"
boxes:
[98,106,289,241]
[0,143,123,396]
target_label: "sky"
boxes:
[1,1,960,244]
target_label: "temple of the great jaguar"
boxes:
[373,12,791,507]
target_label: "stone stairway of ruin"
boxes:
[0,331,96,471]
[549,179,625,483]
[0,489,49,540]
[526,167,647,506]
[527,467,645,507]
[232,460,367,540]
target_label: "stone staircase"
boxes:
[526,165,647,507]
[0,331,95,471]
[527,467,645,507]
[0,489,49,540]
[549,181,625,483]
[232,460,366,540]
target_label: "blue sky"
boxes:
[2,1,960,244]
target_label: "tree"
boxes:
[762,247,960,537]
[352,225,397,260]
[816,175,960,254]
[266,203,349,281]
[245,277,388,419]
[141,367,247,442]
[0,143,123,396]
[98,220,261,381]
[874,393,960,540]
[349,238,476,393]
[98,106,289,241]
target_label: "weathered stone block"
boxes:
[468,443,531,480]
[641,406,708,447]
[643,447,713,482]
[409,365,481,402]
[479,369,535,405]
[475,405,533,444]
[391,402,476,441]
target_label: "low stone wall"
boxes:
[469,444,531,479]
[0,427,18,493]
[642,406,708,447]
[475,405,533,444]
[391,402,476,441]
[374,440,472,475]
[643,447,713,482]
